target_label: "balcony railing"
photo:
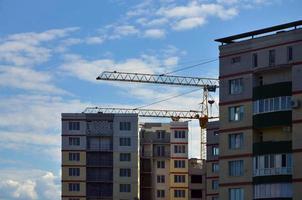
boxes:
[253,167,292,177]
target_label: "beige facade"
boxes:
[215,21,302,200]
[140,122,190,200]
[61,113,139,200]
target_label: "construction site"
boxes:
[61,20,302,200]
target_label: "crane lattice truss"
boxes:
[97,71,219,90]
[84,107,205,120]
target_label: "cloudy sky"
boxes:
[0,0,301,199]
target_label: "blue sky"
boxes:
[0,0,301,199]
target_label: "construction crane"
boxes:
[92,71,219,160]
[96,71,219,128]
[84,107,203,121]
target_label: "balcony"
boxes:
[253,82,292,100]
[141,151,152,158]
[253,111,292,129]
[253,167,292,177]
[253,141,292,155]
[153,150,170,157]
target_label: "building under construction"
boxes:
[61,20,302,200]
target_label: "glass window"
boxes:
[174,190,186,198]
[229,160,243,176]
[269,49,275,66]
[119,122,131,131]
[157,161,165,168]
[174,145,186,153]
[212,146,219,156]
[229,78,243,94]
[120,168,131,177]
[68,183,80,191]
[175,130,186,138]
[156,130,165,139]
[69,137,80,146]
[174,160,186,168]
[120,153,131,161]
[229,188,244,200]
[174,175,186,183]
[229,133,243,149]
[212,180,219,190]
[212,163,219,173]
[157,175,165,183]
[287,46,293,61]
[69,122,80,130]
[69,153,80,161]
[157,190,165,198]
[229,106,244,121]
[231,56,241,64]
[119,137,131,146]
[120,184,131,192]
[69,168,80,176]
[253,53,258,67]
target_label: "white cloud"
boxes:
[0,27,79,66]
[113,25,139,37]
[173,17,206,31]
[144,29,166,38]
[0,66,67,94]
[0,169,60,200]
[85,36,104,44]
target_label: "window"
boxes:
[212,197,219,200]
[229,78,243,94]
[120,168,131,177]
[69,168,80,176]
[174,145,186,153]
[229,188,244,200]
[119,122,131,131]
[287,46,293,61]
[212,180,219,190]
[229,106,244,121]
[254,183,292,199]
[156,130,165,139]
[69,122,80,130]
[253,96,292,114]
[68,183,80,191]
[229,160,243,176]
[212,146,219,156]
[157,161,165,168]
[119,137,131,146]
[269,49,275,66]
[120,153,131,161]
[212,163,219,173]
[156,145,166,156]
[120,184,131,192]
[214,131,219,136]
[157,175,165,183]
[174,160,186,168]
[69,137,80,146]
[229,133,243,149]
[253,53,258,67]
[191,175,202,183]
[174,130,186,138]
[69,153,80,161]
[174,175,186,183]
[231,56,241,64]
[157,190,165,198]
[174,190,185,198]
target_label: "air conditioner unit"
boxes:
[291,99,300,109]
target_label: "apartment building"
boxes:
[140,122,189,200]
[205,121,219,200]
[61,113,139,200]
[189,158,206,200]
[215,20,302,199]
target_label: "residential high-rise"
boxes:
[140,122,189,200]
[61,113,139,200]
[215,21,302,199]
[205,121,219,200]
[188,158,206,200]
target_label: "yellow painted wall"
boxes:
[62,182,86,197]
[62,167,86,181]
[170,159,188,173]
[62,151,86,165]
[169,188,188,200]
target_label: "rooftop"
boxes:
[215,20,302,45]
